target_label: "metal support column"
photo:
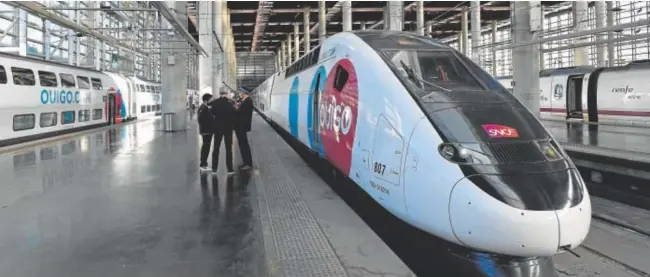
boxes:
[287,36,293,64]
[460,6,468,55]
[16,9,27,56]
[491,20,497,75]
[303,8,311,53]
[595,1,606,67]
[161,1,189,131]
[199,1,213,94]
[280,41,286,69]
[360,21,366,30]
[470,1,481,63]
[573,1,589,66]
[386,1,403,31]
[511,1,540,117]
[43,18,51,60]
[294,22,300,58]
[213,1,223,94]
[342,0,352,32]
[416,1,424,35]
[425,21,432,36]
[318,0,326,45]
[606,1,615,66]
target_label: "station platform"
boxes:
[0,113,413,277]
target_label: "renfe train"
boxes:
[253,30,591,262]
[496,62,650,126]
[0,52,167,147]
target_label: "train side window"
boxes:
[146,85,152,93]
[39,112,57,128]
[77,76,90,89]
[91,78,103,90]
[139,84,145,92]
[38,71,58,87]
[92,109,102,120]
[147,105,151,112]
[61,111,75,125]
[333,65,349,91]
[11,67,35,86]
[13,114,35,131]
[60,73,76,88]
[141,106,146,113]
[0,66,6,84]
[78,110,90,122]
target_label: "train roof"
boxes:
[599,60,650,74]
[0,51,104,74]
[539,66,595,77]
[352,30,452,51]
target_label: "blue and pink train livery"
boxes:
[253,30,591,260]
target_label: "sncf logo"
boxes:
[482,124,520,138]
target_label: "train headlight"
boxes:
[536,140,564,161]
[438,143,491,164]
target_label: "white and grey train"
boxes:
[496,61,650,126]
[0,52,180,147]
[252,30,591,267]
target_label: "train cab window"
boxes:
[61,111,75,125]
[91,78,103,90]
[0,66,6,84]
[13,114,35,131]
[38,71,58,87]
[141,106,146,113]
[39,112,57,128]
[333,65,349,91]
[11,67,35,86]
[77,76,91,89]
[78,110,90,122]
[60,73,76,88]
[92,109,103,120]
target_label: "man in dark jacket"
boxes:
[197,93,214,172]
[209,88,236,175]
[235,91,253,170]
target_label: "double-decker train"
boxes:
[252,30,591,267]
[0,52,165,147]
[496,61,650,126]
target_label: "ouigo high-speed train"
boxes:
[496,61,650,126]
[253,31,592,260]
[0,52,170,147]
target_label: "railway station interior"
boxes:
[2,1,650,276]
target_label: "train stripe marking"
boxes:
[288,77,300,137]
[308,66,327,156]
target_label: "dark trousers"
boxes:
[236,130,253,166]
[200,133,213,167]
[212,129,234,172]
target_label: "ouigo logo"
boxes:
[482,124,519,138]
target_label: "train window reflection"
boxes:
[92,109,103,120]
[61,111,75,125]
[13,114,35,131]
[38,71,58,87]
[91,78,103,90]
[77,76,90,89]
[40,112,57,127]
[12,67,35,86]
[60,73,76,88]
[0,66,7,84]
[382,49,484,92]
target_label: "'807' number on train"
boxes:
[373,162,386,175]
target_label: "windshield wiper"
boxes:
[399,60,451,92]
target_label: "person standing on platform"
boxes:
[197,93,215,172]
[235,91,253,170]
[209,88,236,176]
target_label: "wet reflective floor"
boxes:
[544,120,650,154]
[0,120,266,277]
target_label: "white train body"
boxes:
[497,63,650,126]
[253,31,591,257]
[128,77,162,119]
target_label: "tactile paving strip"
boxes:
[250,116,348,277]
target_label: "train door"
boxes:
[107,94,116,125]
[310,71,323,156]
[566,75,584,119]
[370,115,406,215]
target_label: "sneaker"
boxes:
[211,169,219,175]
[226,171,235,176]
[240,165,252,171]
[199,166,210,172]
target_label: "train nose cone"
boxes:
[448,169,591,257]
